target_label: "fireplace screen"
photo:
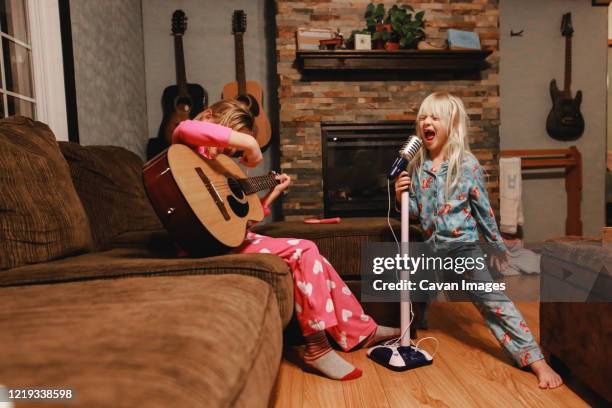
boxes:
[322,121,416,217]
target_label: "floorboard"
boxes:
[272,302,591,408]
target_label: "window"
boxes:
[0,0,35,119]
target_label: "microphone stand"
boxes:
[367,191,433,371]
[400,190,411,348]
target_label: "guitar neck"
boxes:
[564,35,572,93]
[174,34,188,94]
[239,174,279,195]
[234,32,247,96]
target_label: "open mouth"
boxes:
[423,128,436,142]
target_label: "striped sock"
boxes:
[303,331,362,381]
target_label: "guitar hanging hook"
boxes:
[510,29,524,37]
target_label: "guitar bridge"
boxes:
[195,167,230,220]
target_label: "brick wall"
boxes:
[276,0,500,219]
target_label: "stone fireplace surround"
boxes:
[275,0,500,220]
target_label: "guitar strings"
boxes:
[185,165,278,194]
[191,178,277,195]
[203,177,277,190]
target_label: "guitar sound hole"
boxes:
[227,196,249,218]
[228,178,244,199]
[236,94,260,117]
[561,117,576,125]
[175,96,193,113]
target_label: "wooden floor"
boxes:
[272,302,590,408]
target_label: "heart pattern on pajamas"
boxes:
[238,232,377,351]
[297,281,313,296]
[326,299,334,312]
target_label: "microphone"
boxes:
[387,135,422,180]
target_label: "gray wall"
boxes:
[70,0,149,157]
[500,0,607,241]
[141,0,275,177]
[608,6,612,168]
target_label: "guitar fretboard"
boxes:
[174,34,188,94]
[234,32,247,96]
[564,35,572,93]
[239,174,279,195]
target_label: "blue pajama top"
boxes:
[406,153,507,253]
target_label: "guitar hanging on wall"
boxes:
[546,12,584,141]
[148,10,208,160]
[222,10,272,149]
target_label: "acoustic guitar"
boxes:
[143,144,279,256]
[546,13,584,141]
[148,10,208,160]
[222,10,272,148]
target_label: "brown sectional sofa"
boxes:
[0,116,406,407]
[0,117,293,408]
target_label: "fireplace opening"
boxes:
[322,121,417,217]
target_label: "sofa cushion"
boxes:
[109,229,170,249]
[0,274,282,408]
[0,247,294,327]
[0,116,93,270]
[59,142,162,249]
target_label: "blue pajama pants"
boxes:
[424,243,544,367]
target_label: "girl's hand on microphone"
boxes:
[395,171,412,203]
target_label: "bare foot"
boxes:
[530,359,563,389]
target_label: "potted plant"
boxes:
[363,3,426,50]
[365,3,388,49]
[386,4,425,49]
[365,3,386,32]
[372,26,392,50]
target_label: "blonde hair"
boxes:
[409,92,473,199]
[196,99,255,134]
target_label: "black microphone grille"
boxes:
[399,136,422,161]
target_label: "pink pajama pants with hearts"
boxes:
[237,231,378,351]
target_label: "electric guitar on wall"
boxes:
[148,10,208,160]
[143,144,279,256]
[222,10,272,148]
[546,12,584,141]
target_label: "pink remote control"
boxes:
[303,217,341,224]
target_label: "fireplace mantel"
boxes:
[296,49,492,72]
